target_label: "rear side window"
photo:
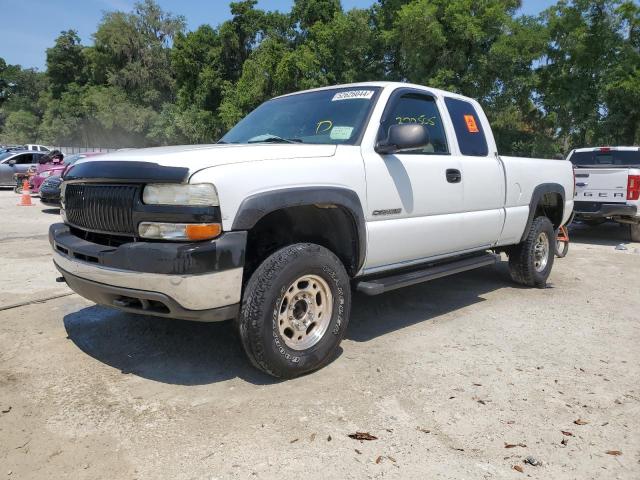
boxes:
[569,150,640,167]
[445,97,489,157]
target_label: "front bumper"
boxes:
[50,223,246,322]
[574,201,638,219]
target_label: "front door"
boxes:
[362,90,467,272]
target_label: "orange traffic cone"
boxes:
[18,179,34,207]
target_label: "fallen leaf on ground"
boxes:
[504,443,527,449]
[348,432,378,441]
[561,438,568,446]
[417,427,431,434]
[574,419,589,425]
[387,456,397,463]
[605,450,622,456]
[473,383,482,386]
[309,433,316,442]
[561,431,573,436]
[375,456,382,464]
[354,449,361,455]
[477,400,486,405]
[290,438,298,444]
[513,465,524,473]
[327,435,332,442]
[1,407,11,414]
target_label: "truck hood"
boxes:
[72,144,337,176]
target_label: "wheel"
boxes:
[238,243,351,379]
[631,223,640,242]
[555,239,569,258]
[508,216,555,288]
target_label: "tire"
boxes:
[238,243,351,379]
[631,223,640,242]
[555,239,569,258]
[508,216,555,288]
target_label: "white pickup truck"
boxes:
[570,147,640,241]
[50,82,574,378]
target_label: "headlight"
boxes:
[138,222,222,241]
[142,183,219,206]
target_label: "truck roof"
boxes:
[274,81,475,103]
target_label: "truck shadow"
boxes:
[63,263,514,385]
[63,306,284,386]
[569,221,634,247]
[347,263,514,342]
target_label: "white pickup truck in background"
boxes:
[50,82,574,378]
[570,147,640,241]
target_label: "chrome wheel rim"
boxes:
[534,232,550,272]
[277,275,333,351]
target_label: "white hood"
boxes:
[75,144,337,176]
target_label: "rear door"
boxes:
[444,97,505,250]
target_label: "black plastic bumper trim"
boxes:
[57,266,239,322]
[574,202,637,218]
[50,223,246,275]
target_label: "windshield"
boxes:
[221,87,381,145]
[569,150,640,168]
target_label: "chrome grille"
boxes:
[64,184,139,235]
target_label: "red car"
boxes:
[30,152,103,193]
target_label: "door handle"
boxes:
[446,169,461,183]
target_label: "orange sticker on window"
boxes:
[464,115,479,133]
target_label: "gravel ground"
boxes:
[0,189,639,480]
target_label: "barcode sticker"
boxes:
[332,90,375,102]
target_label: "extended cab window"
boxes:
[379,94,448,154]
[221,88,380,145]
[445,97,489,157]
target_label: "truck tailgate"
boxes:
[574,168,629,204]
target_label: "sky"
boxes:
[0,0,559,70]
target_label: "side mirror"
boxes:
[7,159,16,166]
[375,124,430,155]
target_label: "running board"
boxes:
[355,253,499,296]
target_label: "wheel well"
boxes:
[534,192,564,228]
[243,205,361,279]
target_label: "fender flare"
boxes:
[232,187,367,272]
[521,183,566,242]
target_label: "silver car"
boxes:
[0,150,48,186]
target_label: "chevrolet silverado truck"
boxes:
[569,147,640,241]
[50,82,574,378]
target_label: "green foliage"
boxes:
[1,0,639,155]
[46,30,86,97]
[0,110,40,144]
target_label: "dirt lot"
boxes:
[0,189,639,480]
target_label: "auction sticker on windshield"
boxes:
[330,126,354,140]
[332,90,375,102]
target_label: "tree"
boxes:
[0,110,40,144]
[538,0,639,148]
[92,0,186,108]
[292,0,342,29]
[46,30,86,97]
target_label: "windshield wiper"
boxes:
[247,135,303,144]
